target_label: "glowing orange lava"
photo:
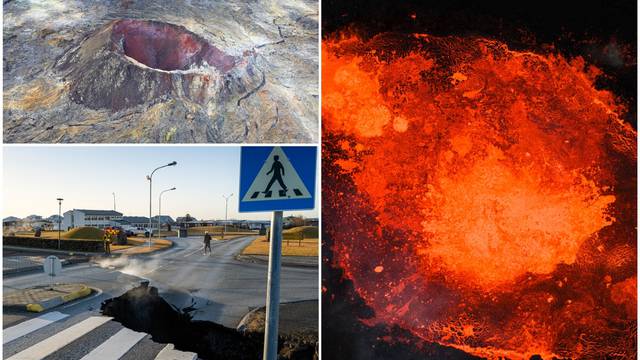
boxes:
[323,33,636,359]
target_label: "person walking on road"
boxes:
[203,231,212,255]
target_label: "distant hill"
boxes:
[283,226,318,239]
[63,227,104,240]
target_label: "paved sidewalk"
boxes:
[4,283,91,312]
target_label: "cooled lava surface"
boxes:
[322,33,636,359]
[3,0,318,143]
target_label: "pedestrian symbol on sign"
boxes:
[264,155,287,195]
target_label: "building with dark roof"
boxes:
[62,209,123,230]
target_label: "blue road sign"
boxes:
[239,146,317,212]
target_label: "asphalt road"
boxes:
[3,235,318,359]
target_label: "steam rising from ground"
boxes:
[96,256,163,279]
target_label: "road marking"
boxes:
[154,344,198,360]
[183,247,205,258]
[79,327,146,360]
[6,316,112,360]
[3,311,69,344]
[141,266,164,275]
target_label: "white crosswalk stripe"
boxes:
[154,344,198,360]
[6,316,112,360]
[4,313,200,360]
[79,327,146,360]
[3,311,69,344]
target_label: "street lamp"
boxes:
[159,187,176,239]
[147,161,177,247]
[112,192,116,211]
[56,198,63,249]
[222,193,233,239]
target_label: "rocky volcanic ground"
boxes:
[3,0,318,143]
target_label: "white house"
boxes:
[62,209,123,230]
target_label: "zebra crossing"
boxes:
[248,187,305,200]
[3,312,69,345]
[3,311,197,360]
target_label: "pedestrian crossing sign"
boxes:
[239,146,317,212]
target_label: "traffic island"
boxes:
[101,283,317,360]
[112,238,174,256]
[3,283,92,312]
[237,234,319,268]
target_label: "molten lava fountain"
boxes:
[322,33,636,359]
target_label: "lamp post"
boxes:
[222,193,233,239]
[56,198,63,249]
[147,161,177,247]
[112,192,116,211]
[159,187,176,239]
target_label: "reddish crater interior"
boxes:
[111,19,236,72]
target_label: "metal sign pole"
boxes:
[263,210,283,360]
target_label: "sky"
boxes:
[3,146,319,221]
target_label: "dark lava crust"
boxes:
[56,19,262,112]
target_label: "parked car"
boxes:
[131,227,151,237]
[119,225,137,237]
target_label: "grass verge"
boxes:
[241,236,318,257]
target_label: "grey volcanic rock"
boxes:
[3,0,318,143]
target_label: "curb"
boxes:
[235,254,318,268]
[108,239,175,258]
[26,285,92,312]
[129,239,176,257]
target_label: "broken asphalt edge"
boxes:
[26,284,93,312]
[236,299,320,333]
[236,305,263,333]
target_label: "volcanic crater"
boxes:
[56,19,262,112]
[113,19,236,73]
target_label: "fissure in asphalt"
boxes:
[101,282,316,360]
